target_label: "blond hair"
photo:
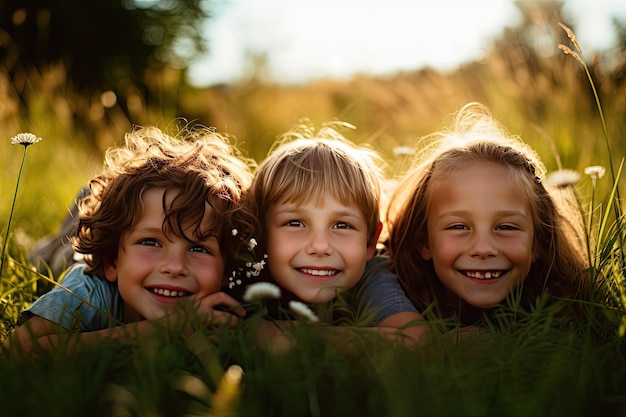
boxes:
[249,120,384,246]
[387,103,588,320]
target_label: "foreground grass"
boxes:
[1,302,625,417]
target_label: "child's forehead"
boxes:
[136,187,222,233]
[270,192,365,216]
[275,192,361,212]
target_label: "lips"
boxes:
[296,267,339,282]
[461,270,505,280]
[150,287,192,297]
[298,268,338,277]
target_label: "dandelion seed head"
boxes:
[584,165,606,180]
[243,281,281,302]
[546,169,581,189]
[288,301,320,322]
[11,133,42,147]
[392,146,415,157]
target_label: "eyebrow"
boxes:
[437,209,529,218]
[128,225,163,234]
[271,205,364,219]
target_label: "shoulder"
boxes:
[354,255,418,325]
[24,263,123,331]
[361,254,394,284]
[51,263,117,298]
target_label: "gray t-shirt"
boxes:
[355,255,417,326]
[23,263,124,331]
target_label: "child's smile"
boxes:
[420,162,535,309]
[461,270,505,280]
[149,285,193,299]
[297,267,339,279]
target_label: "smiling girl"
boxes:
[386,103,589,326]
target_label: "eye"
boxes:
[496,224,520,231]
[139,238,160,247]
[332,221,352,230]
[284,220,304,227]
[445,224,468,230]
[189,245,211,255]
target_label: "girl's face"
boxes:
[420,162,536,309]
[104,188,226,322]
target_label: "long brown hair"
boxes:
[386,103,588,321]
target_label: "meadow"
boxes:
[0,23,625,416]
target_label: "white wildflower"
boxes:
[288,301,319,323]
[252,260,265,272]
[584,165,606,180]
[247,260,266,278]
[545,169,581,189]
[11,133,42,147]
[231,229,238,236]
[243,282,281,302]
[393,146,415,157]
[247,238,257,251]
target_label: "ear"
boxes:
[419,242,433,260]
[104,261,118,283]
[366,221,383,259]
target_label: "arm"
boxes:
[3,315,152,357]
[375,311,429,345]
[252,314,428,355]
[4,291,245,358]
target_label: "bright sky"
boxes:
[187,0,626,87]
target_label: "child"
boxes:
[4,124,258,354]
[246,121,426,344]
[386,103,589,326]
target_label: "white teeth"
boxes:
[300,268,337,276]
[465,271,502,279]
[152,288,188,297]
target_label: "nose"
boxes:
[468,230,498,258]
[305,228,333,256]
[160,248,188,278]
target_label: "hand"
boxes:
[194,291,246,328]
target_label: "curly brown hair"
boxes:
[72,124,257,281]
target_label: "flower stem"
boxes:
[580,56,625,265]
[0,146,28,283]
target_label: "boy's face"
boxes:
[104,187,226,322]
[265,195,374,303]
[419,162,535,309]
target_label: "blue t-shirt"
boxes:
[23,263,125,331]
[355,255,417,326]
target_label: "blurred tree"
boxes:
[0,0,210,133]
[613,18,626,87]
